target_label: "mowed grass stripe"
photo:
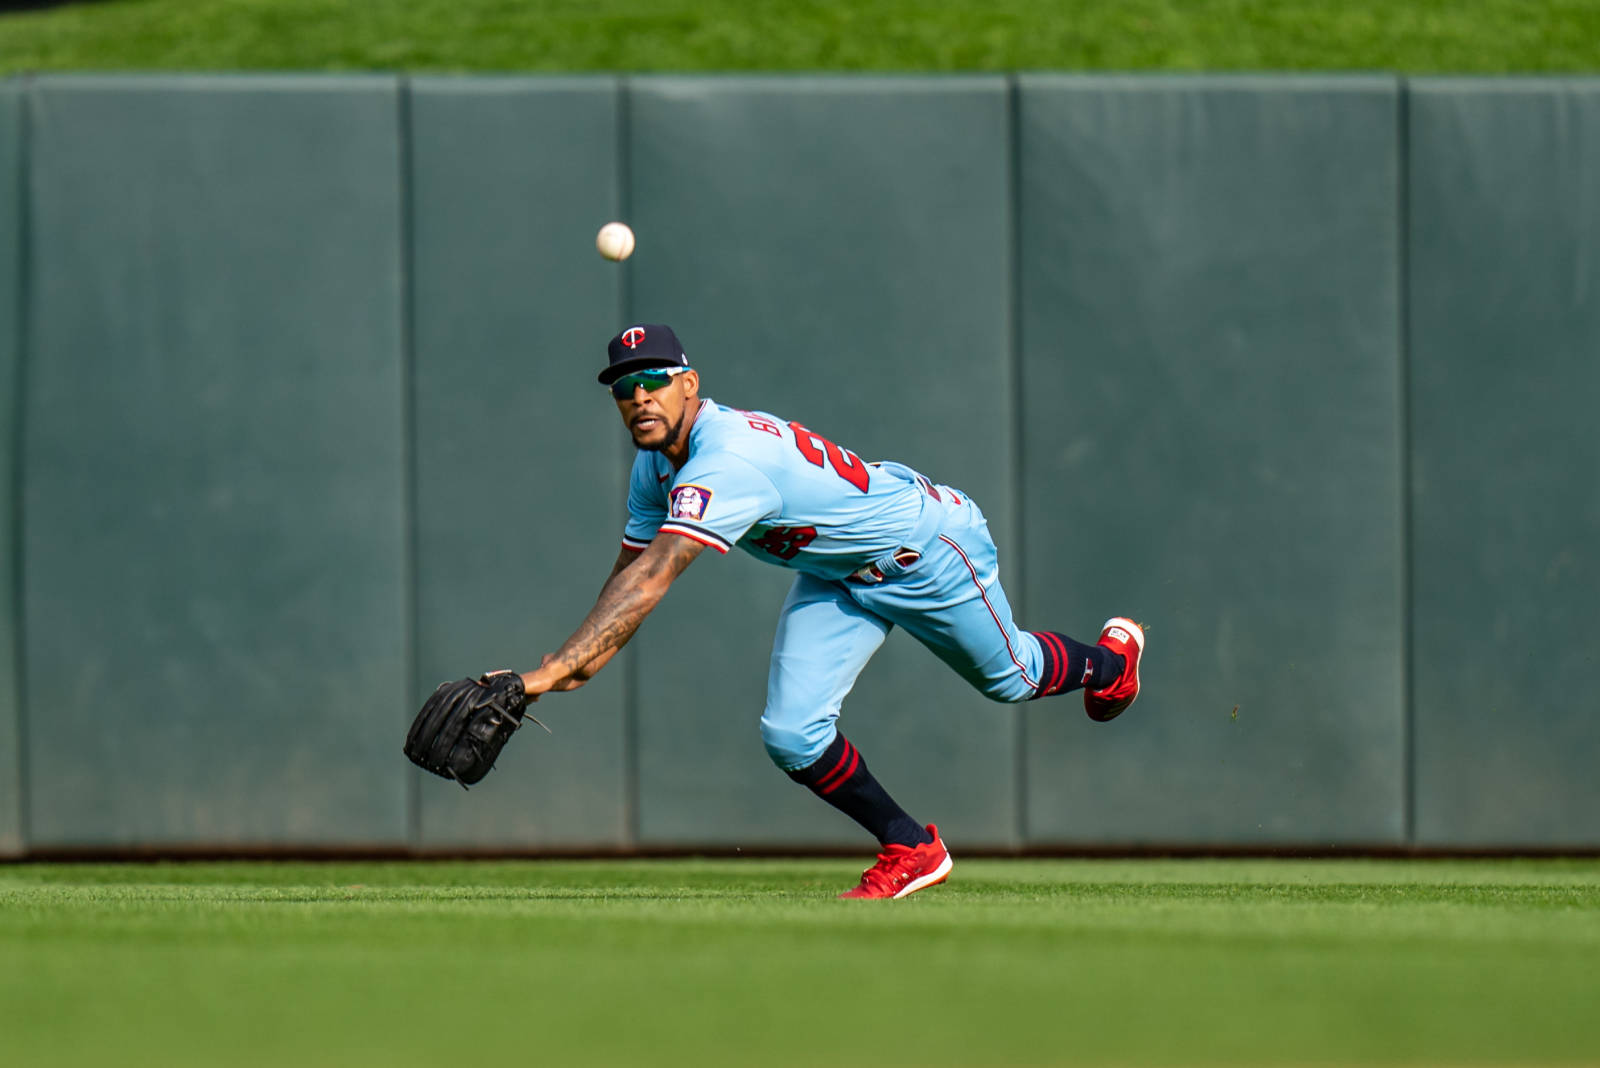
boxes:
[2,0,1600,73]
[3,859,1598,1067]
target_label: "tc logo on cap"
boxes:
[621,327,646,349]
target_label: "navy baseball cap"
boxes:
[598,324,690,385]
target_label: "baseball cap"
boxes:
[598,324,691,385]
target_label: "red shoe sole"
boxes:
[893,853,953,899]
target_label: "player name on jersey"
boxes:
[623,400,932,582]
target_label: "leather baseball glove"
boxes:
[404,672,547,788]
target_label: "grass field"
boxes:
[2,0,1599,74]
[4,858,1599,1067]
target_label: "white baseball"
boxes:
[596,221,635,261]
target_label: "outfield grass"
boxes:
[1,0,1599,74]
[3,858,1598,1067]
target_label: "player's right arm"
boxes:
[539,545,646,691]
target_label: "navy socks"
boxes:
[1028,631,1124,698]
[785,635,1123,845]
[786,733,932,848]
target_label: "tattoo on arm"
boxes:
[547,535,703,679]
[560,547,648,682]
[609,546,640,580]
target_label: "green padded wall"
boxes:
[1017,77,1407,846]
[1408,80,1600,848]
[626,77,1019,847]
[24,77,409,847]
[408,78,629,849]
[5,73,1597,854]
[0,82,21,856]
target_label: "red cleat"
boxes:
[1084,617,1144,722]
[839,825,953,899]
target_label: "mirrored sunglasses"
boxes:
[607,366,688,400]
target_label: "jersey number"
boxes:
[788,422,869,493]
[750,525,817,561]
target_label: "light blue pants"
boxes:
[759,488,1046,771]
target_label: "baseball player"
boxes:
[518,324,1145,899]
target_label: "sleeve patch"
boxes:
[669,483,713,521]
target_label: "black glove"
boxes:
[404,672,546,788]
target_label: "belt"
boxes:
[872,461,964,509]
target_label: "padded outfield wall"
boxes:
[0,74,1594,856]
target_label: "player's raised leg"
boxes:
[763,573,952,899]
[854,495,1143,718]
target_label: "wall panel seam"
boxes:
[10,76,34,855]
[1005,74,1027,848]
[617,76,639,850]
[398,75,423,852]
[1397,76,1417,847]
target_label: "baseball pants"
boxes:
[759,486,1047,771]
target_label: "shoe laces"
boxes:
[855,845,917,895]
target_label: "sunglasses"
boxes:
[607,366,688,400]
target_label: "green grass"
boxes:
[3,859,1599,1066]
[2,0,1599,74]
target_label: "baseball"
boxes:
[596,221,635,261]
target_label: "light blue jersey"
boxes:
[622,396,1058,772]
[623,399,931,582]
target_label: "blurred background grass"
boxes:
[2,0,1599,74]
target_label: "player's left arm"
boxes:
[520,533,704,699]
